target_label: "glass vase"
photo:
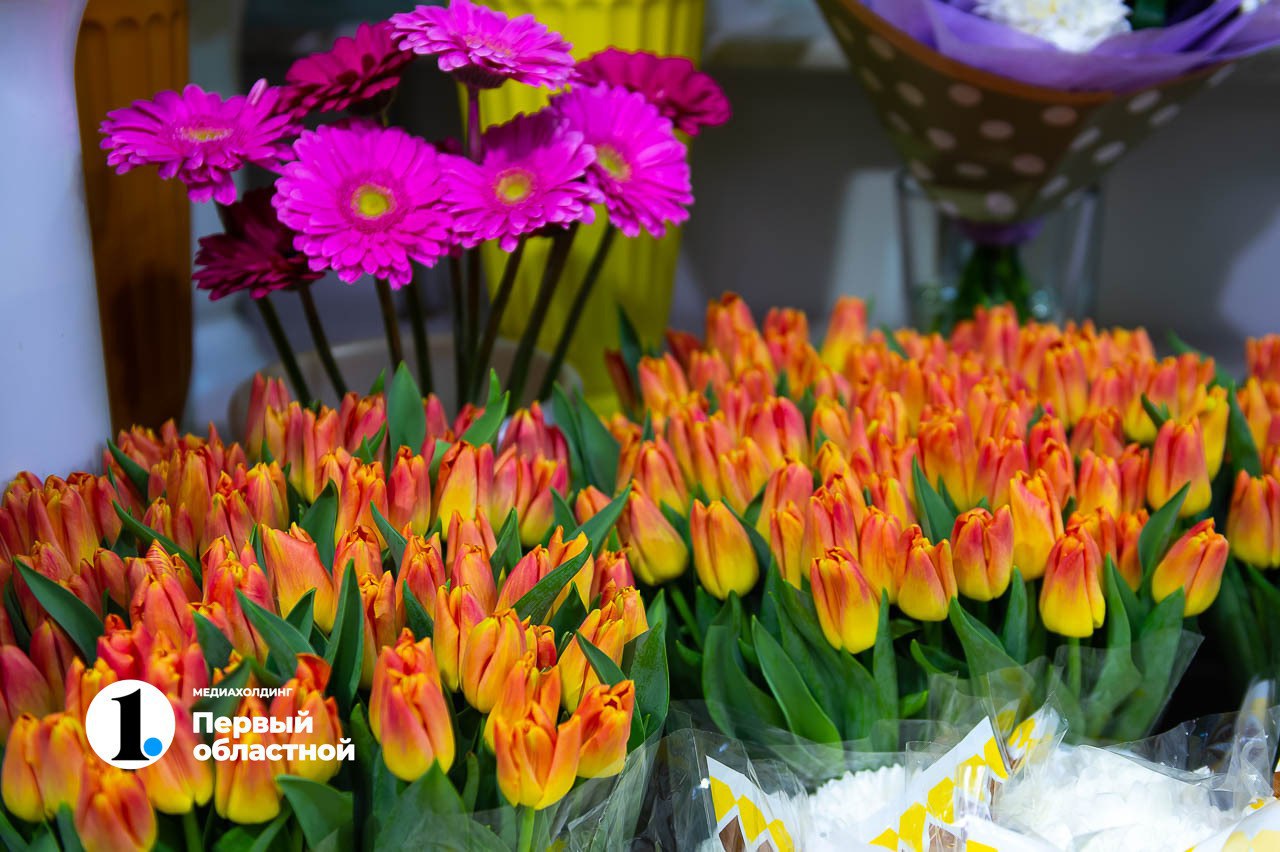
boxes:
[896,173,1102,332]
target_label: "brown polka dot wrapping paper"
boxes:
[816,0,1235,225]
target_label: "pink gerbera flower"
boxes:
[273,124,454,287]
[550,84,693,239]
[194,188,321,300]
[575,49,731,136]
[446,110,601,251]
[281,21,413,115]
[100,80,295,204]
[390,0,574,90]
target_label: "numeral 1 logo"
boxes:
[85,679,176,769]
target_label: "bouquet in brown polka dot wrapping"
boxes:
[815,0,1280,226]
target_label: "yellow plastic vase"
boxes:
[474,0,706,411]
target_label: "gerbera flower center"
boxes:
[495,169,534,203]
[596,144,631,181]
[179,123,234,143]
[352,183,395,219]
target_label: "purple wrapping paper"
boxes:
[863,0,1280,92]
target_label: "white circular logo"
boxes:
[84,679,177,769]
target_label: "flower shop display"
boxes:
[599,292,1273,762]
[98,1,724,413]
[814,0,1280,328]
[0,364,668,850]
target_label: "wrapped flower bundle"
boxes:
[814,0,1280,324]
[0,367,666,850]
[604,294,1271,754]
[99,2,727,410]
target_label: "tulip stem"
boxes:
[473,237,527,401]
[375,278,405,370]
[255,296,312,403]
[405,278,435,395]
[298,284,347,399]
[537,224,617,401]
[517,806,536,852]
[669,585,703,649]
[182,810,202,852]
[1067,637,1083,697]
[508,224,579,405]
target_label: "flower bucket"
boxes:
[476,0,705,412]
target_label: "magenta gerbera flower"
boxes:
[273,124,454,287]
[390,0,574,90]
[193,188,321,300]
[575,49,731,137]
[550,84,693,239]
[445,110,601,251]
[281,21,413,115]
[100,80,295,205]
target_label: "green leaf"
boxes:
[108,440,150,500]
[702,599,785,737]
[570,485,631,556]
[113,500,201,584]
[879,325,908,358]
[277,776,354,848]
[630,598,669,732]
[354,424,388,465]
[552,490,577,533]
[1138,482,1190,585]
[1140,394,1170,430]
[1112,590,1189,740]
[949,598,1020,679]
[387,363,427,453]
[16,561,102,661]
[911,639,963,676]
[513,548,590,623]
[0,806,27,852]
[237,591,315,680]
[371,504,408,570]
[460,372,510,448]
[911,459,957,543]
[1084,562,1141,735]
[301,482,339,570]
[1001,570,1029,664]
[193,662,252,721]
[4,579,31,651]
[369,369,386,396]
[1228,390,1263,477]
[574,630,625,686]
[617,305,645,389]
[193,611,234,671]
[404,586,434,640]
[573,389,621,492]
[285,589,316,635]
[547,588,587,647]
[325,563,364,715]
[872,595,898,723]
[552,384,589,493]
[56,805,83,852]
[377,766,507,852]
[490,509,523,577]
[751,618,841,745]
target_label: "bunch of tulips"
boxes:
[596,294,1277,748]
[0,367,665,851]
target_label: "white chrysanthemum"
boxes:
[975,0,1132,52]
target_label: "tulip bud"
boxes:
[717,438,773,514]
[976,436,1030,509]
[201,549,271,660]
[76,761,157,852]
[262,524,337,632]
[268,655,344,784]
[559,608,628,712]
[1040,530,1106,638]
[575,486,612,526]
[1076,451,1121,517]
[757,461,815,538]
[591,550,635,600]
[461,610,527,713]
[0,647,55,743]
[810,398,852,457]
[1152,519,1228,617]
[1070,409,1127,459]
[896,528,957,622]
[359,571,403,688]
[143,636,209,707]
[638,353,691,416]
[333,526,384,590]
[97,614,153,682]
[387,447,432,536]
[800,482,864,572]
[1035,341,1089,427]
[810,548,880,654]
[1228,472,1280,569]
[951,507,1014,602]
[214,697,285,824]
[617,489,689,586]
[769,504,807,589]
[1009,471,1065,581]
[501,402,569,465]
[690,500,760,601]
[918,409,981,510]
[400,533,446,611]
[630,439,689,517]
[493,705,582,810]
[573,681,636,779]
[136,704,212,814]
[432,585,487,691]
[245,374,289,459]
[130,570,195,649]
[857,508,904,604]
[865,473,916,528]
[1033,439,1076,509]
[821,297,868,370]
[27,618,76,705]
[746,398,808,468]
[1148,418,1212,518]
[1113,509,1148,590]
[334,459,389,546]
[2,712,88,821]
[1197,386,1230,480]
[434,442,493,528]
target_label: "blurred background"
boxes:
[86,0,1280,430]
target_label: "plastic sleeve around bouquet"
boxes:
[814,0,1241,226]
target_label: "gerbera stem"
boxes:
[508,225,578,404]
[405,279,435,395]
[374,279,405,370]
[465,86,483,162]
[255,296,312,403]
[466,250,482,396]
[449,253,468,410]
[538,225,617,400]
[298,284,347,399]
[473,237,527,400]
